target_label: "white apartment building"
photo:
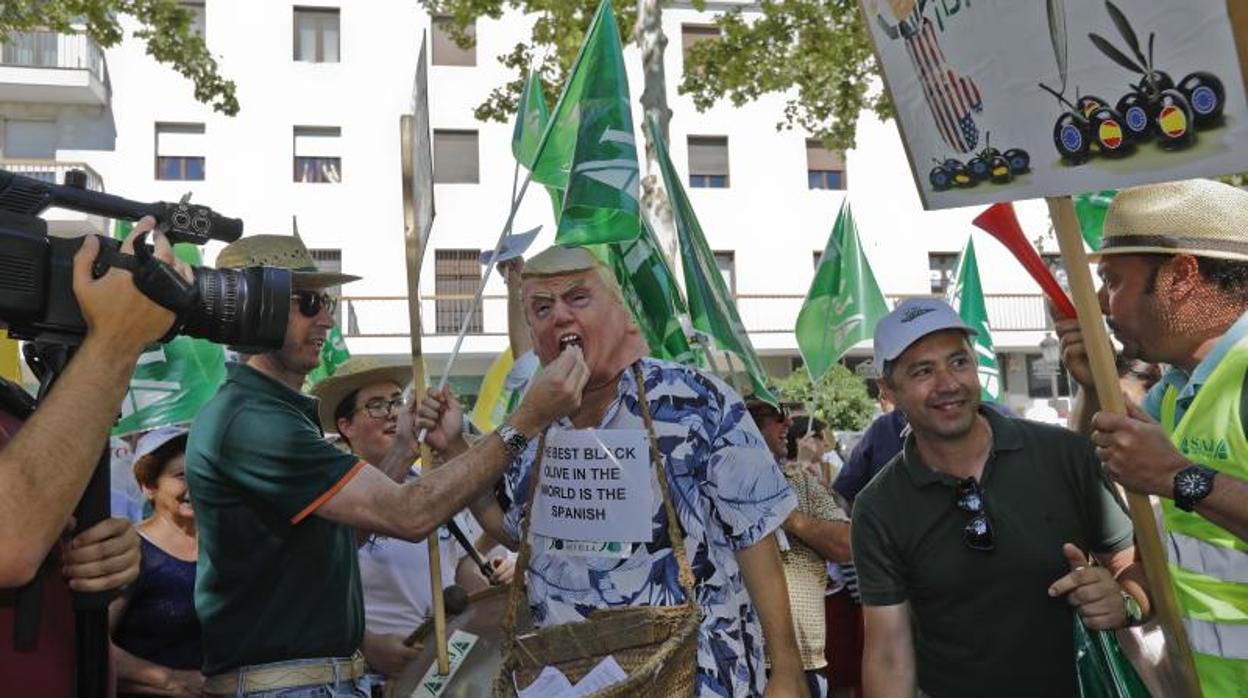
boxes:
[0,1,1073,416]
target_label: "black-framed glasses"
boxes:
[356,397,403,420]
[955,477,994,552]
[292,291,337,319]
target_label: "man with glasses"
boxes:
[187,235,587,696]
[852,298,1149,698]
[310,357,510,683]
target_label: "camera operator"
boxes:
[0,218,190,692]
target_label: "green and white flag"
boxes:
[304,325,351,390]
[795,201,890,384]
[528,0,640,245]
[113,338,227,436]
[597,219,702,365]
[112,220,226,435]
[512,69,564,219]
[647,118,775,403]
[947,237,1000,401]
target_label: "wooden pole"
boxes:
[401,114,449,675]
[1047,195,1202,696]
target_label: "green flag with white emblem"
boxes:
[111,221,226,435]
[795,201,890,384]
[647,117,774,403]
[527,0,640,245]
[512,69,564,219]
[947,237,1001,401]
[598,219,702,365]
[304,325,351,391]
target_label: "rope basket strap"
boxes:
[495,361,698,694]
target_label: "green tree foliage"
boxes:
[1,0,238,115]
[422,0,888,150]
[774,363,874,432]
[680,1,890,150]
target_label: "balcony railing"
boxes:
[1,159,104,192]
[336,292,1052,339]
[0,31,106,82]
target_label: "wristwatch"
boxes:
[1121,590,1144,627]
[496,423,529,459]
[1173,464,1217,512]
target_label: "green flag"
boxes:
[113,337,226,436]
[647,118,775,403]
[598,219,702,365]
[304,325,351,390]
[1073,190,1118,251]
[947,237,1001,401]
[528,0,640,245]
[795,201,890,384]
[512,69,564,219]
[111,218,227,435]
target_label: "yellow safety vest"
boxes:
[1161,337,1248,695]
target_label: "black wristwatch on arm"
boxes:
[1173,464,1217,512]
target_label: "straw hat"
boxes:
[1089,179,1248,263]
[216,234,361,289]
[310,357,411,433]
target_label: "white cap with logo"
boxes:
[872,298,978,371]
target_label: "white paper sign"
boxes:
[530,429,653,543]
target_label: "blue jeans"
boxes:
[806,669,828,698]
[223,656,374,698]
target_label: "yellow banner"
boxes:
[0,331,19,383]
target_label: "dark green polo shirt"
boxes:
[186,363,364,675]
[851,409,1133,698]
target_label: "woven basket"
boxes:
[494,363,701,697]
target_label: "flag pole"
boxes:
[417,166,534,445]
[400,112,449,674]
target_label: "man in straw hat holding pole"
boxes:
[186,235,587,696]
[414,244,807,697]
[1058,179,1248,693]
[310,357,511,683]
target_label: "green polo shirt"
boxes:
[851,409,1134,698]
[186,363,365,675]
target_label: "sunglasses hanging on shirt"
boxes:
[955,477,994,552]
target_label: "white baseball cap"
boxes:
[133,426,189,461]
[872,298,977,371]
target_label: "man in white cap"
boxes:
[310,357,509,681]
[416,245,806,697]
[854,298,1148,698]
[186,235,586,696]
[1057,179,1248,691]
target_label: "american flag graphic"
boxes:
[902,17,982,153]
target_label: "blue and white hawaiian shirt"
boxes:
[499,357,797,697]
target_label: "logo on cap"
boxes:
[900,306,936,323]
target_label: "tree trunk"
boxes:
[636,0,679,275]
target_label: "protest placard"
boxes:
[860,0,1248,209]
[531,429,654,544]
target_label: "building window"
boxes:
[181,1,206,38]
[433,130,479,184]
[155,123,205,181]
[435,249,483,334]
[309,248,343,325]
[807,139,846,190]
[713,251,736,295]
[294,7,340,63]
[1026,354,1072,398]
[1041,253,1069,289]
[293,126,341,183]
[813,251,823,269]
[929,252,958,294]
[1,31,58,68]
[431,15,475,66]
[681,24,719,70]
[688,136,729,188]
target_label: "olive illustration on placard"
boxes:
[929,134,1030,192]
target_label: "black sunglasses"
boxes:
[292,291,337,319]
[955,477,994,552]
